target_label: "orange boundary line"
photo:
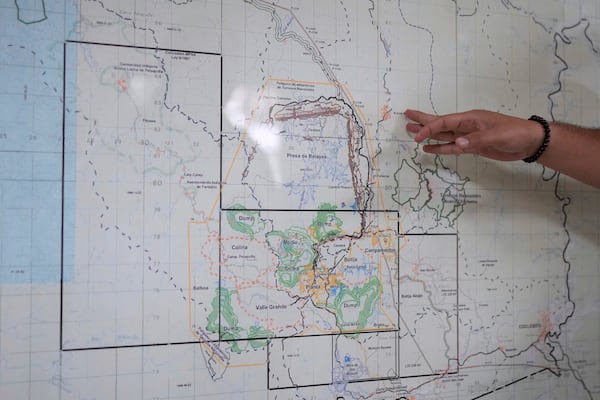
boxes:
[186,77,408,367]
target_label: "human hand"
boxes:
[405,109,545,162]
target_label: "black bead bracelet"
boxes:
[522,115,551,163]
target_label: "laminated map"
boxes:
[1,0,599,398]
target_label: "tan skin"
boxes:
[405,109,600,189]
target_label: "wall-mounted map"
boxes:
[1,0,599,398]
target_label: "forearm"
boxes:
[538,122,600,188]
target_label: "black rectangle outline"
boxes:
[65,40,220,56]
[267,331,400,390]
[60,40,222,351]
[397,233,459,378]
[217,209,401,342]
[60,41,66,350]
[265,232,460,390]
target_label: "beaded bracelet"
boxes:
[522,115,551,163]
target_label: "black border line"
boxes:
[60,40,222,351]
[59,40,67,351]
[65,39,221,56]
[269,370,460,392]
[263,227,460,390]
[218,209,404,343]
[218,53,224,357]
[470,368,552,399]
[62,340,202,352]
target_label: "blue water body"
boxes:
[0,0,78,283]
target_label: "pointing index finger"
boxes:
[405,109,437,125]
[414,112,471,143]
[405,109,438,142]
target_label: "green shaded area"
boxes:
[247,325,275,349]
[266,226,316,288]
[308,203,343,242]
[225,204,265,239]
[205,288,273,353]
[330,277,380,331]
[206,288,240,336]
[206,288,243,353]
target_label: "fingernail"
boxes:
[456,137,469,147]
